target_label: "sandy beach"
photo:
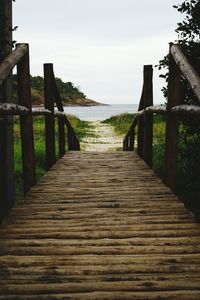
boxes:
[81,121,123,152]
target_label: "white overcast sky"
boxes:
[14,0,182,104]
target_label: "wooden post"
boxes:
[129,128,135,151]
[75,137,80,151]
[123,136,129,151]
[44,63,56,170]
[58,116,65,158]
[17,44,36,194]
[67,127,73,151]
[143,65,153,167]
[0,0,15,221]
[164,44,182,191]
[137,87,144,158]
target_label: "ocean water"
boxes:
[63,104,138,121]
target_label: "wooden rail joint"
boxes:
[0,44,28,86]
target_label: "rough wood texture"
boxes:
[44,63,56,171]
[164,45,182,191]
[0,103,29,115]
[0,151,200,299]
[0,0,15,222]
[171,44,200,103]
[145,105,166,114]
[123,116,138,151]
[143,65,153,167]
[17,44,36,194]
[172,104,200,115]
[32,108,52,116]
[137,86,145,158]
[0,44,28,85]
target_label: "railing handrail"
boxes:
[0,43,80,221]
[170,43,200,103]
[44,63,80,151]
[124,42,200,192]
[0,44,28,85]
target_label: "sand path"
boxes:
[81,121,123,152]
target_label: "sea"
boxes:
[63,104,138,121]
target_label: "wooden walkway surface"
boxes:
[0,151,200,299]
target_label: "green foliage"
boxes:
[158,0,200,104]
[103,113,135,135]
[12,75,86,105]
[157,0,200,211]
[13,115,92,199]
[55,78,86,101]
[67,114,95,140]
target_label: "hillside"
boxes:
[13,75,106,106]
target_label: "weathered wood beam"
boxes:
[164,44,182,191]
[53,80,64,112]
[17,44,37,195]
[172,104,200,116]
[0,0,15,221]
[54,111,65,117]
[145,105,166,114]
[0,103,29,115]
[171,44,200,103]
[32,108,52,116]
[0,44,28,85]
[44,63,56,171]
[58,116,65,157]
[137,85,145,157]
[143,65,153,167]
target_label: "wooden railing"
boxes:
[124,43,200,191]
[0,43,80,221]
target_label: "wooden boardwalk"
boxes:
[0,151,200,299]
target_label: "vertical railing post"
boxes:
[58,116,65,158]
[67,126,73,151]
[17,44,36,194]
[44,63,56,171]
[137,88,144,158]
[164,44,182,191]
[123,136,129,151]
[129,128,135,151]
[0,0,15,221]
[143,65,153,167]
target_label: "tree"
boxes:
[158,0,200,210]
[158,0,200,104]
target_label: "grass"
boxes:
[14,112,200,213]
[14,115,93,199]
[103,113,200,212]
[102,113,135,135]
[103,113,166,177]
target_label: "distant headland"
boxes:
[65,98,109,107]
[12,75,108,107]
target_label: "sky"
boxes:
[13,0,182,105]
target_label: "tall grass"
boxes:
[103,113,200,211]
[14,115,92,199]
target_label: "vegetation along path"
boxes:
[81,121,123,152]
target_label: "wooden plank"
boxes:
[44,63,56,170]
[0,291,200,300]
[17,44,36,194]
[0,152,200,299]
